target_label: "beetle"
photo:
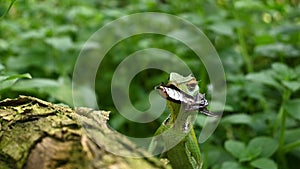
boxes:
[155,82,215,116]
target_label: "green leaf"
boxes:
[284,99,300,121]
[247,137,278,158]
[282,81,300,92]
[0,77,18,91]
[275,24,300,35]
[284,129,300,153]
[295,65,300,77]
[271,62,297,81]
[205,146,230,167]
[239,145,261,162]
[255,43,299,58]
[209,100,233,112]
[0,64,4,72]
[2,73,32,81]
[12,78,60,90]
[49,77,73,106]
[220,161,245,169]
[12,77,73,105]
[254,34,275,45]
[0,73,32,91]
[195,115,206,127]
[250,158,277,169]
[234,0,263,10]
[272,62,289,73]
[208,22,235,36]
[246,71,282,91]
[45,36,74,51]
[221,114,253,125]
[20,29,47,39]
[285,129,300,143]
[225,140,246,159]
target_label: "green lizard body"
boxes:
[164,101,202,169]
[149,72,211,169]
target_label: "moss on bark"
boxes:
[0,96,170,169]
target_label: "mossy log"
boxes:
[0,96,170,169]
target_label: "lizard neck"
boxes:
[166,101,181,123]
[167,101,195,133]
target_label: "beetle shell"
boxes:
[156,83,217,116]
[156,84,194,104]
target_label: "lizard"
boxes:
[148,72,216,169]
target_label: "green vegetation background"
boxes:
[1,0,300,169]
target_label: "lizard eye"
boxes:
[187,83,196,91]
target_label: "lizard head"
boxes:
[168,72,199,97]
[155,72,215,116]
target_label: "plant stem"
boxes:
[0,0,16,19]
[277,89,291,169]
[278,107,286,151]
[236,28,253,73]
[230,0,253,73]
[278,90,291,149]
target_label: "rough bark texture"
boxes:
[0,96,170,169]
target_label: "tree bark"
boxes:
[0,96,170,169]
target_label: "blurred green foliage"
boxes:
[1,0,300,169]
